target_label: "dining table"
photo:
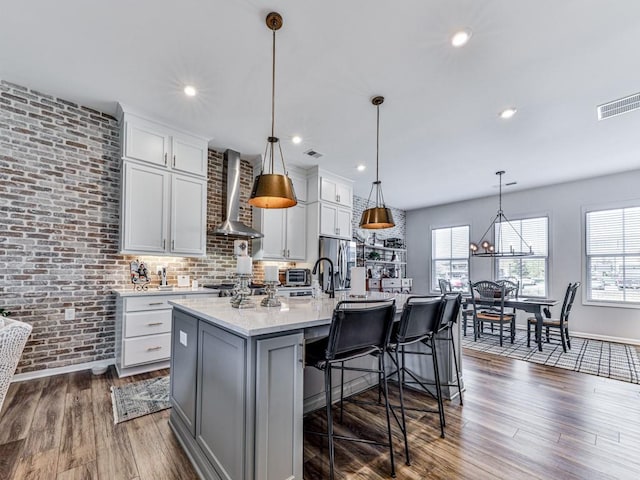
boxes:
[461,296,558,352]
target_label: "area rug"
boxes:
[462,329,640,384]
[111,375,171,424]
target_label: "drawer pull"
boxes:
[147,322,163,326]
[147,346,162,351]
[148,302,164,306]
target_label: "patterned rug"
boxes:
[111,375,171,424]
[462,329,640,384]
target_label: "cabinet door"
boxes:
[124,116,170,167]
[336,207,352,239]
[320,177,338,204]
[171,310,198,436]
[319,203,338,237]
[197,322,246,480]
[286,204,306,260]
[171,175,207,256]
[289,171,307,203]
[336,182,353,207]
[121,162,169,253]
[255,333,304,480]
[172,134,208,177]
[260,208,286,259]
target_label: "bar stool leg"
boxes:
[395,347,410,466]
[430,336,446,438]
[449,331,463,405]
[381,354,397,478]
[324,366,335,480]
[340,361,345,423]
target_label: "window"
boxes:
[432,225,469,292]
[586,206,640,304]
[495,217,548,297]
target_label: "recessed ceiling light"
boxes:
[451,29,472,48]
[499,107,517,119]
[292,135,302,144]
[357,164,366,172]
[184,85,197,97]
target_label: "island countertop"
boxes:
[168,292,411,338]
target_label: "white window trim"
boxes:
[492,215,550,298]
[430,224,470,294]
[582,200,640,309]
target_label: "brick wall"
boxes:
[0,80,259,374]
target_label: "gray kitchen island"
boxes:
[168,293,462,480]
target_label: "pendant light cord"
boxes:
[270,28,276,173]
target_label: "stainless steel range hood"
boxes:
[211,149,264,239]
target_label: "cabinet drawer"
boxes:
[123,333,171,366]
[125,296,173,312]
[125,310,172,338]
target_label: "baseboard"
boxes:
[570,331,640,346]
[11,358,115,383]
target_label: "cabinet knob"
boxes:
[164,153,168,165]
[172,239,175,250]
[147,346,162,351]
[147,322,163,326]
[148,302,164,306]
[173,154,176,167]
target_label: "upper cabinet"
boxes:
[118,106,209,256]
[320,176,352,208]
[122,111,208,177]
[307,168,353,208]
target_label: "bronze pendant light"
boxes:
[248,12,297,209]
[360,96,395,229]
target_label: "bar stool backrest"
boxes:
[325,299,396,361]
[395,296,442,345]
[437,293,462,334]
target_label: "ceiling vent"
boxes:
[597,92,640,120]
[303,149,323,159]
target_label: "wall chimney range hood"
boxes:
[211,149,264,239]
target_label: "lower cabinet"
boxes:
[169,311,304,480]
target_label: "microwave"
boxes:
[285,268,311,286]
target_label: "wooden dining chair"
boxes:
[527,282,580,353]
[469,280,516,346]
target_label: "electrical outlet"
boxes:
[65,308,75,320]
[180,330,188,347]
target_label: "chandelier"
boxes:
[470,171,533,257]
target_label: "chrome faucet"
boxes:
[312,257,335,299]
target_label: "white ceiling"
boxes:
[2,0,640,210]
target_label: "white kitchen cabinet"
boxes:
[122,112,208,177]
[171,175,207,256]
[320,175,352,208]
[319,203,352,240]
[253,204,306,261]
[124,115,171,168]
[120,160,207,256]
[114,291,216,378]
[171,133,208,177]
[121,162,170,254]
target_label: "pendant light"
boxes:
[248,12,297,209]
[359,96,395,229]
[470,171,534,257]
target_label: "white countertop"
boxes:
[169,292,411,338]
[112,287,219,297]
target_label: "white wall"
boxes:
[406,169,640,343]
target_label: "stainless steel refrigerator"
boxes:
[318,237,356,292]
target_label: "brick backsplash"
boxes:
[0,80,261,375]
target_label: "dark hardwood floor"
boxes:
[2,350,640,479]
